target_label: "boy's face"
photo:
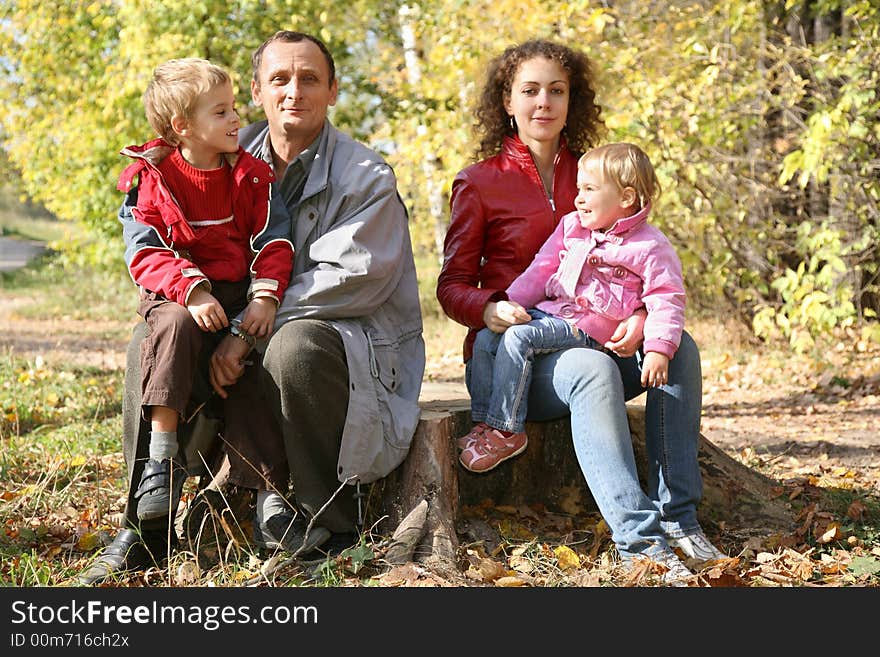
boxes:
[175,81,240,167]
[574,161,633,232]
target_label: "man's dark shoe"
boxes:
[134,457,187,521]
[254,511,331,557]
[77,528,170,586]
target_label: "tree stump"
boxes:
[370,387,796,569]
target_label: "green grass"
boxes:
[0,184,63,242]
[0,353,123,439]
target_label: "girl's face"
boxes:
[504,56,569,153]
[574,160,634,231]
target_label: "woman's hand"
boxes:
[482,300,532,333]
[604,310,646,357]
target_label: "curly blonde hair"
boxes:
[143,58,231,144]
[474,39,605,160]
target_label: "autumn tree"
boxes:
[1,0,878,347]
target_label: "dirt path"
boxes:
[0,236,45,272]
[0,295,130,370]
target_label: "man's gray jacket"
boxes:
[240,119,425,484]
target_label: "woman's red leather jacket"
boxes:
[437,135,579,361]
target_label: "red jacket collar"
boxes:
[117,139,271,192]
[500,134,570,165]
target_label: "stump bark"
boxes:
[370,393,796,569]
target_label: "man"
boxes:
[79,31,425,585]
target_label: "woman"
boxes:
[437,39,725,581]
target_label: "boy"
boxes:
[118,58,295,531]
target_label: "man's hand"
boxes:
[641,351,670,388]
[209,335,250,398]
[187,287,229,333]
[239,297,277,339]
[604,309,646,357]
[482,300,532,333]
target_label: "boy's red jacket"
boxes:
[117,138,293,306]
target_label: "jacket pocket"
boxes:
[335,321,420,484]
[369,336,420,451]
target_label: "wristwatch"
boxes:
[229,324,256,348]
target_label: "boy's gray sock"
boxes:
[256,490,290,524]
[149,431,178,461]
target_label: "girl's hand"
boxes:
[641,352,670,388]
[483,300,532,333]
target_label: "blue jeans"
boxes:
[615,332,703,538]
[469,310,590,433]
[465,327,704,557]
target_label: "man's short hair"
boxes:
[143,58,231,144]
[251,31,336,86]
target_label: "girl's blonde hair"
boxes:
[143,58,231,144]
[578,142,660,210]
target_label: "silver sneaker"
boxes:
[670,531,727,563]
[627,548,694,586]
[650,548,694,586]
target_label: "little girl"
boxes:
[459,142,686,473]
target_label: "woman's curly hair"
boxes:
[474,39,605,159]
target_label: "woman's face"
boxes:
[504,56,570,153]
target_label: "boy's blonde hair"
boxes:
[578,142,660,210]
[143,58,231,144]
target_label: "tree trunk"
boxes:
[370,392,796,569]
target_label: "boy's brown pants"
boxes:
[138,280,289,492]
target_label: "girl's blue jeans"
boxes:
[466,313,703,558]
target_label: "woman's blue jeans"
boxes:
[465,329,703,557]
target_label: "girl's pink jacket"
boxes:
[505,204,686,359]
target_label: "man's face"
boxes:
[251,39,338,143]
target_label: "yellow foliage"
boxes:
[553,544,581,570]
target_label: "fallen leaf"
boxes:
[76,532,102,552]
[554,545,581,570]
[756,552,778,564]
[817,523,843,544]
[176,561,200,585]
[495,576,528,587]
[846,500,867,521]
[477,557,506,582]
[849,556,880,577]
[508,554,534,574]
